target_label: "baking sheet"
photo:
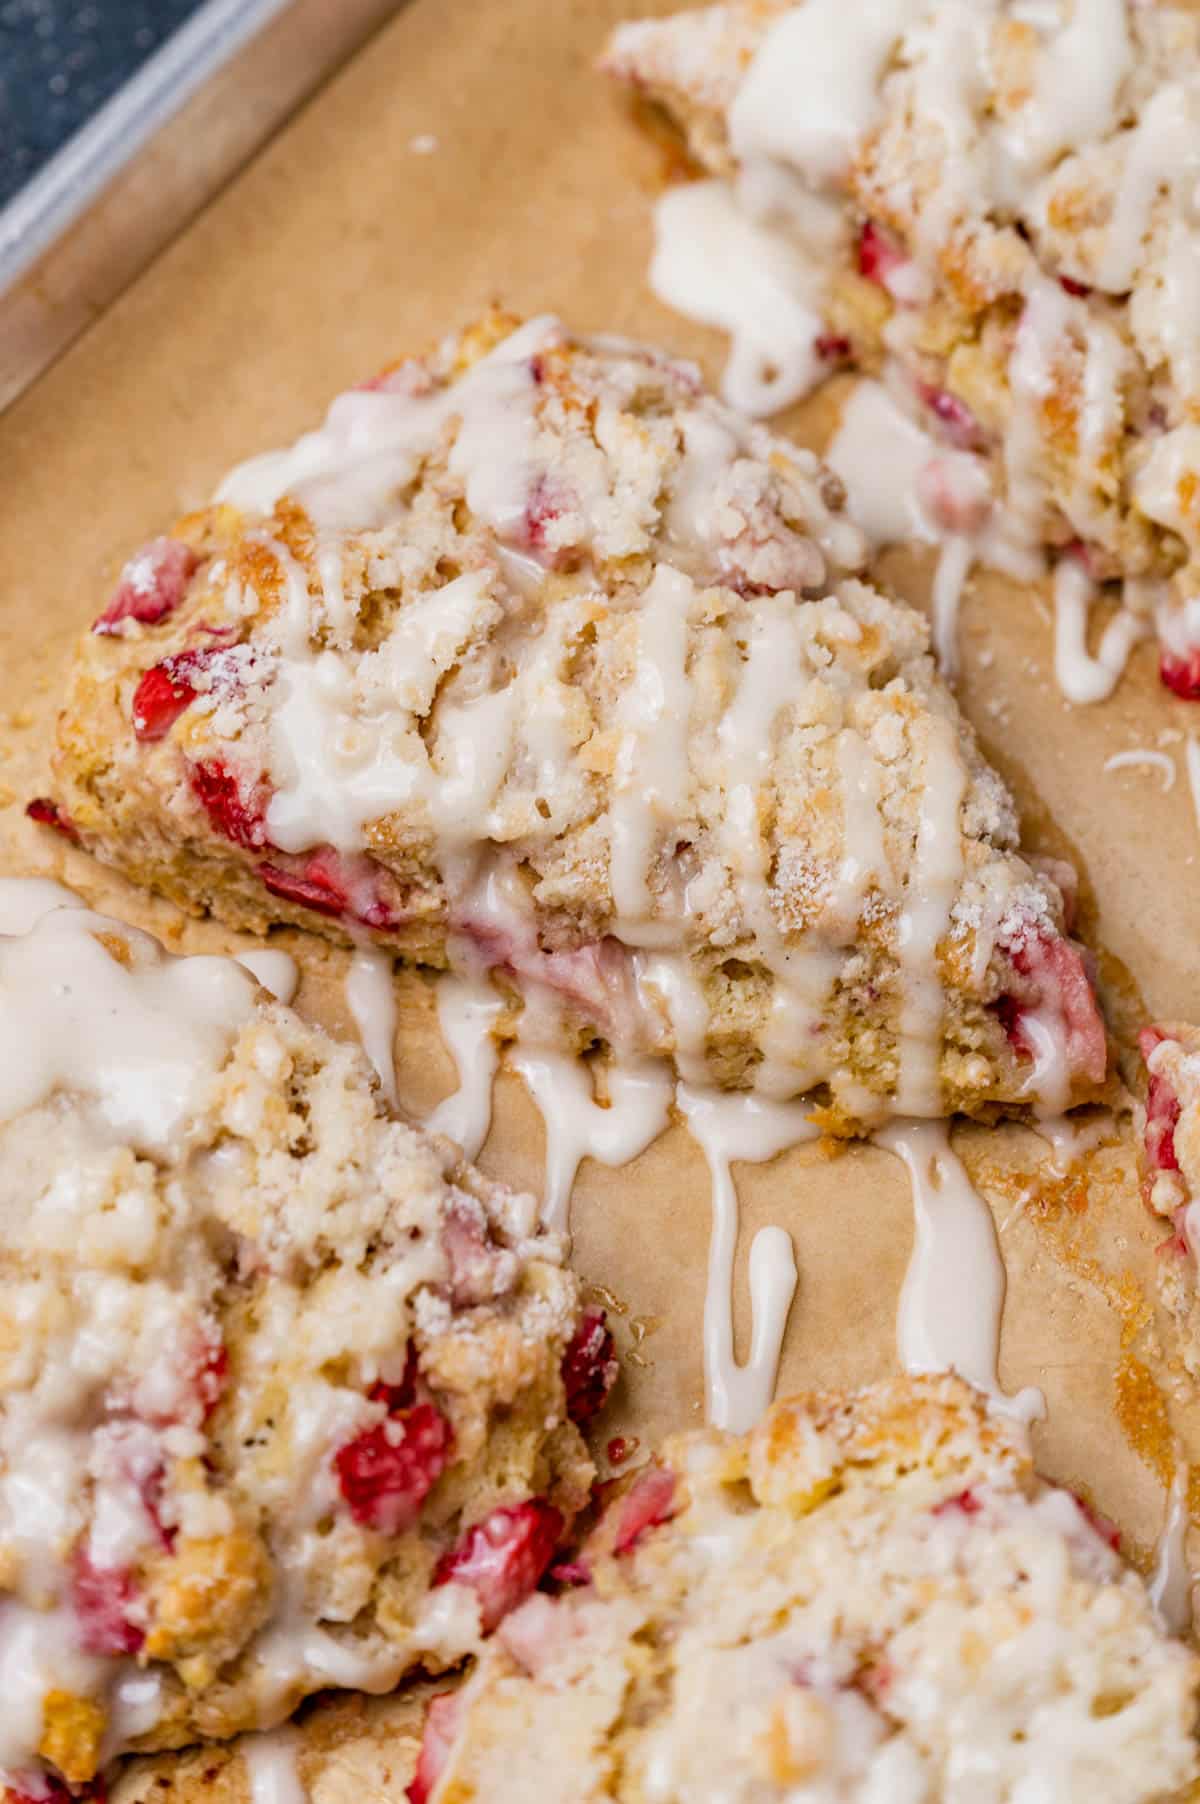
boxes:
[2,0,1200,1623]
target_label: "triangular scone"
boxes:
[407,1373,1200,1803]
[0,888,605,1791]
[603,2,1200,696]
[43,313,1107,1130]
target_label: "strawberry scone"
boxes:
[408,1372,1200,1803]
[0,885,602,1791]
[41,312,1107,1129]
[604,1,1200,700]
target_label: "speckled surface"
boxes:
[0,0,207,207]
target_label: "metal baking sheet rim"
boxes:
[0,0,401,412]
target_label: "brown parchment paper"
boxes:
[4,0,1200,1651]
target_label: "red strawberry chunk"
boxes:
[613,1465,677,1555]
[561,1308,618,1426]
[1160,649,1200,700]
[441,1200,517,1308]
[335,1401,452,1536]
[814,333,852,363]
[189,760,268,849]
[1139,1027,1182,1173]
[917,381,987,452]
[857,220,909,289]
[131,655,200,742]
[93,538,198,636]
[260,859,346,918]
[260,847,407,930]
[433,1499,564,1633]
[406,1691,464,1804]
[4,1773,103,1804]
[24,797,80,843]
[71,1551,144,1656]
[998,926,1107,1088]
[1059,274,1092,297]
[933,1487,982,1518]
[522,475,574,564]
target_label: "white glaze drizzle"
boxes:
[235,948,301,1005]
[1149,1458,1194,1638]
[892,718,965,1117]
[0,876,84,935]
[874,1120,1044,1423]
[344,948,399,1110]
[1032,1111,1113,1176]
[0,907,257,1154]
[244,1728,308,1804]
[508,1045,674,1233]
[425,971,505,1160]
[1052,561,1149,706]
[1102,749,1176,792]
[609,564,695,940]
[650,180,827,415]
[677,1085,817,1432]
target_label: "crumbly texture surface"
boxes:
[0,905,597,1786]
[112,1686,432,1804]
[413,1374,1200,1803]
[604,1,1200,678]
[46,312,1107,1129]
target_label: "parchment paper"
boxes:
[3,0,1199,1586]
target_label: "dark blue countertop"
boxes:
[0,0,208,208]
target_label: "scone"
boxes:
[409,1373,1200,1803]
[603,1,1200,695]
[39,312,1107,1129]
[0,893,605,1789]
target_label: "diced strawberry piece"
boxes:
[814,333,852,363]
[131,655,199,742]
[24,797,80,843]
[71,1551,144,1656]
[522,475,574,564]
[917,382,987,452]
[1059,274,1092,297]
[561,1308,618,1426]
[189,760,268,849]
[93,538,198,636]
[607,1435,638,1466]
[334,1401,453,1536]
[1139,1027,1182,1173]
[998,926,1108,1088]
[1158,1207,1192,1259]
[260,861,346,918]
[546,1552,592,1587]
[441,1200,516,1308]
[260,846,407,930]
[406,1691,464,1804]
[3,1773,99,1804]
[613,1465,677,1555]
[1160,649,1200,699]
[933,1487,982,1518]
[857,219,908,288]
[433,1499,564,1633]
